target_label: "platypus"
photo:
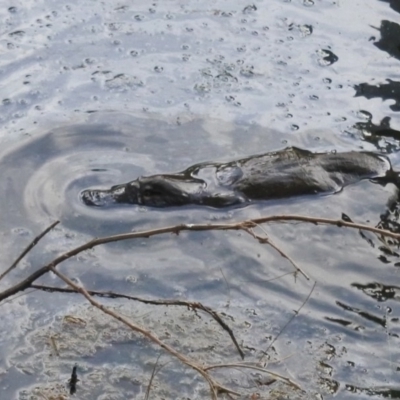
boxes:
[81,147,395,208]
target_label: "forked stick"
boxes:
[48,265,244,399]
[0,214,397,302]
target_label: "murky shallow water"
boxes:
[1,0,400,399]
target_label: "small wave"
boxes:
[0,121,155,234]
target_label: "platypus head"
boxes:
[81,175,203,208]
[80,182,139,207]
[134,175,199,207]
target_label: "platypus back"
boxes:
[81,147,393,209]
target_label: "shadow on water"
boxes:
[379,0,400,14]
[373,20,400,61]
[352,3,400,272]
[346,385,400,398]
[354,115,400,153]
[2,113,400,398]
[355,81,400,112]
[353,12,400,153]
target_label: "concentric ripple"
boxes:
[0,120,158,234]
[0,114,250,235]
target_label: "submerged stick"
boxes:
[259,281,317,363]
[31,284,244,359]
[48,265,241,399]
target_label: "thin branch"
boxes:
[144,355,161,400]
[0,214,395,303]
[259,281,317,363]
[30,284,244,359]
[258,271,296,283]
[0,289,38,305]
[219,268,231,309]
[245,225,309,280]
[252,214,399,238]
[204,363,302,391]
[0,221,59,282]
[48,265,242,399]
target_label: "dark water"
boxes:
[1,1,400,399]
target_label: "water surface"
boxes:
[1,1,400,399]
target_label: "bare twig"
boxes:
[145,355,161,400]
[0,214,394,303]
[48,265,242,399]
[30,284,244,359]
[220,268,231,309]
[245,225,309,280]
[259,281,317,363]
[0,220,59,282]
[258,271,297,283]
[2,213,377,397]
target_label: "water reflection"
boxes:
[336,301,387,328]
[346,384,400,398]
[379,193,400,235]
[374,20,400,60]
[379,0,400,14]
[352,282,400,302]
[353,3,400,155]
[355,81,400,112]
[355,116,400,153]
